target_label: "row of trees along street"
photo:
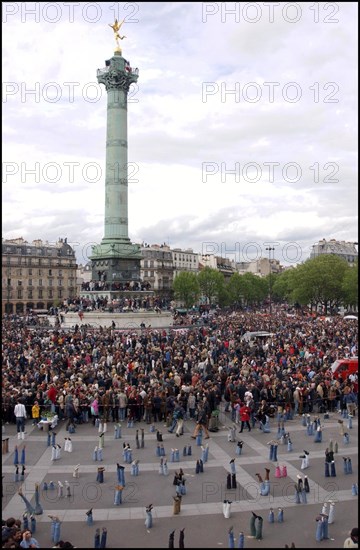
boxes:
[172,256,358,313]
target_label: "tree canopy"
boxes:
[171,254,358,312]
[197,267,225,305]
[172,271,200,308]
[272,254,355,312]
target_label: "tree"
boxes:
[172,271,200,308]
[291,254,348,313]
[197,267,225,305]
[218,283,232,307]
[226,272,267,306]
[272,268,298,303]
[241,272,268,305]
[342,261,358,308]
[227,272,246,307]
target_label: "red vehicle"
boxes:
[330,357,358,386]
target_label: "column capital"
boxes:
[97,55,139,93]
[98,70,136,92]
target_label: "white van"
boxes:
[241,331,274,347]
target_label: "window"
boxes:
[28,290,33,299]
[29,280,32,286]
[38,289,43,299]
[58,289,62,298]
[48,290,53,298]
[39,279,43,287]
[7,278,11,286]
[17,289,22,299]
[59,270,63,276]
[58,279,62,286]
[38,269,42,275]
[49,269,52,276]
[49,279,52,286]
[18,280,22,286]
[29,269,32,275]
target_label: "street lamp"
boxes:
[265,247,275,317]
[6,254,13,315]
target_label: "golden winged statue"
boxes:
[109,18,126,52]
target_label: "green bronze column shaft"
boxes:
[97,53,138,243]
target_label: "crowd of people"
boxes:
[2,305,358,547]
[2,305,358,430]
[81,280,152,293]
[51,295,170,316]
[1,516,74,548]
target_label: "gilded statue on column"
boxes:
[109,19,126,53]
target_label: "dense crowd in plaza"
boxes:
[2,305,358,548]
[2,305,358,429]
[2,309,358,430]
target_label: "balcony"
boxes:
[97,66,139,77]
[97,67,109,77]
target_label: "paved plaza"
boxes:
[2,410,358,548]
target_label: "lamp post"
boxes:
[6,254,11,315]
[265,247,275,317]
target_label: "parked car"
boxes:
[330,357,358,384]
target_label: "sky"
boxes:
[2,1,358,267]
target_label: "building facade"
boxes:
[199,253,217,270]
[310,239,358,265]
[215,256,236,279]
[76,262,92,295]
[199,254,237,277]
[2,237,77,315]
[140,244,174,299]
[235,258,282,277]
[172,248,199,278]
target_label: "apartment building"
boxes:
[2,237,77,314]
[172,247,199,278]
[310,238,358,265]
[140,243,174,299]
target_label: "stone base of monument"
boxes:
[60,311,173,330]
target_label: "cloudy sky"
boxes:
[2,1,358,266]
